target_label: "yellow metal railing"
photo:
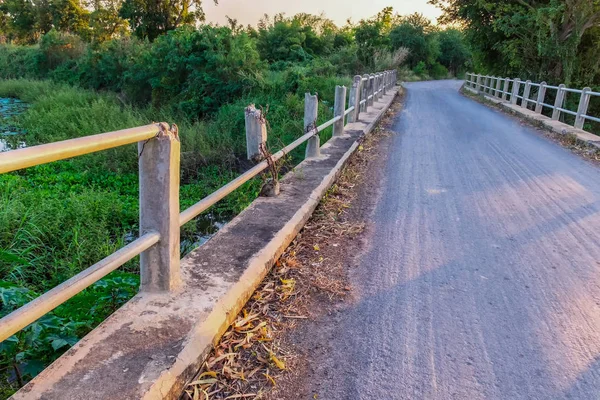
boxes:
[0,69,398,343]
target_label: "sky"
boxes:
[203,0,443,27]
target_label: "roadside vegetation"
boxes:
[434,0,600,132]
[0,2,471,396]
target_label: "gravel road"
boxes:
[306,80,600,399]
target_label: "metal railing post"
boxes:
[575,87,592,129]
[522,80,532,109]
[139,123,181,292]
[349,75,362,123]
[552,84,566,120]
[502,78,510,101]
[535,82,547,114]
[244,105,267,160]
[511,78,521,105]
[333,85,347,136]
[304,93,320,158]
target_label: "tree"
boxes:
[431,0,600,85]
[1,0,38,42]
[50,0,90,37]
[437,28,470,74]
[255,13,338,63]
[89,0,129,43]
[389,15,429,68]
[119,0,206,40]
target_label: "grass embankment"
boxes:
[0,75,349,396]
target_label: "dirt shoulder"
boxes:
[181,93,404,400]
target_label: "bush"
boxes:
[38,30,86,73]
[0,45,41,79]
[430,62,449,79]
[413,61,427,76]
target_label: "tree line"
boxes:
[432,0,600,88]
[0,4,472,120]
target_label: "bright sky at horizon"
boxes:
[203,0,443,27]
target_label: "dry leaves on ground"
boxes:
[183,97,402,400]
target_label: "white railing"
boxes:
[465,73,600,130]
[0,69,398,344]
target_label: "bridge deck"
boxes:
[303,80,600,399]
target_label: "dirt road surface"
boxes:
[292,80,600,400]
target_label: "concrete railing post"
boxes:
[476,75,482,92]
[139,123,181,292]
[502,78,510,101]
[522,80,532,109]
[304,93,320,158]
[535,82,547,114]
[552,84,566,120]
[511,78,521,104]
[333,85,347,137]
[349,75,362,123]
[575,87,592,129]
[495,77,502,98]
[361,74,368,112]
[383,72,388,95]
[244,105,267,160]
[368,74,375,107]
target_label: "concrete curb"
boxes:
[461,85,600,151]
[13,88,400,400]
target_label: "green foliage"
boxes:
[0,274,138,395]
[430,62,449,79]
[0,45,40,79]
[140,25,263,117]
[119,0,205,40]
[255,13,338,64]
[433,0,600,86]
[413,61,428,77]
[437,28,471,75]
[389,13,432,68]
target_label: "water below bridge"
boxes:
[0,97,28,152]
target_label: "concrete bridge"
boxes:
[4,74,600,399]
[299,79,600,399]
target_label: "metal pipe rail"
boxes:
[0,69,398,344]
[465,72,599,130]
[0,124,160,174]
[0,232,160,342]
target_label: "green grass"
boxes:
[0,74,350,395]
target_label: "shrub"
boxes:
[0,45,40,79]
[413,60,427,76]
[430,62,449,79]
